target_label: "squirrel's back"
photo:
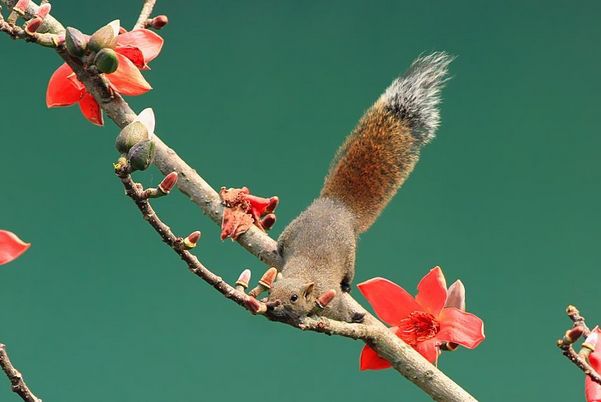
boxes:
[321,52,452,233]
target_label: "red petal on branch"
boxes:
[586,327,601,402]
[415,266,447,316]
[357,277,421,326]
[116,29,163,63]
[78,92,103,126]
[106,53,152,96]
[436,308,485,349]
[46,63,84,107]
[116,45,146,69]
[359,344,392,370]
[0,230,30,265]
[413,338,440,363]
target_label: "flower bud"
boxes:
[65,27,88,57]
[115,121,149,153]
[158,172,178,194]
[127,140,155,171]
[260,213,276,230]
[258,267,278,289]
[25,16,43,34]
[88,21,118,52]
[583,329,599,352]
[35,2,51,19]
[183,231,201,249]
[94,48,119,74]
[150,15,169,29]
[316,289,336,309]
[235,269,251,290]
[12,0,30,15]
[445,280,466,311]
[245,297,266,315]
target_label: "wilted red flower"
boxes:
[357,267,484,369]
[219,187,279,240]
[585,327,601,402]
[0,230,30,265]
[46,24,163,126]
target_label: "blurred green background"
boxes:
[1,1,600,401]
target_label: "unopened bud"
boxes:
[235,269,251,290]
[266,196,279,213]
[94,48,119,74]
[127,140,155,171]
[582,330,599,353]
[563,326,584,344]
[245,297,266,314]
[183,231,201,249]
[158,172,178,194]
[35,2,50,18]
[316,289,336,309]
[150,15,168,29]
[258,267,278,289]
[441,342,459,351]
[65,27,88,57]
[445,280,466,311]
[88,21,118,52]
[25,16,43,33]
[12,0,30,15]
[116,121,149,153]
[260,213,276,230]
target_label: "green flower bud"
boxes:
[115,121,149,153]
[94,48,119,74]
[65,27,88,57]
[128,140,155,171]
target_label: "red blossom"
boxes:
[219,187,279,240]
[46,25,163,126]
[586,327,601,402]
[357,267,485,369]
[0,230,30,265]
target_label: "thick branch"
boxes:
[0,344,41,402]
[133,0,156,30]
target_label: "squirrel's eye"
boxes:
[290,294,299,303]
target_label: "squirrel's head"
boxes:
[267,274,316,321]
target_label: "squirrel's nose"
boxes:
[265,300,282,311]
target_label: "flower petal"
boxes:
[586,376,601,402]
[46,63,84,107]
[359,345,391,371]
[116,29,163,63]
[135,107,155,135]
[357,277,421,326]
[106,53,152,96]
[0,230,30,265]
[416,266,448,315]
[436,307,485,349]
[413,338,440,364]
[78,92,103,126]
[116,45,146,69]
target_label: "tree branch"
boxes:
[133,0,156,30]
[0,344,41,402]
[1,1,479,400]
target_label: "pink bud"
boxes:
[183,231,201,249]
[245,297,266,314]
[35,2,51,19]
[316,289,336,308]
[158,172,178,194]
[260,213,276,230]
[445,280,466,311]
[150,15,169,29]
[584,328,599,351]
[25,16,43,33]
[266,196,279,213]
[235,269,251,289]
[565,326,584,343]
[13,0,30,14]
[258,267,278,289]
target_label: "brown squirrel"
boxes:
[267,52,452,323]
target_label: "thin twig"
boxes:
[558,343,601,386]
[133,0,156,30]
[0,19,61,46]
[0,344,41,402]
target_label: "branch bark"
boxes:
[1,1,479,400]
[0,344,41,402]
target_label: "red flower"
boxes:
[586,327,601,402]
[0,230,30,265]
[357,267,485,369]
[46,24,163,126]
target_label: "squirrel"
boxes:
[266,52,452,323]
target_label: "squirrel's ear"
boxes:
[276,272,283,282]
[303,282,315,299]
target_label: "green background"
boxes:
[1,1,600,401]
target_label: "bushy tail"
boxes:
[320,52,452,233]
